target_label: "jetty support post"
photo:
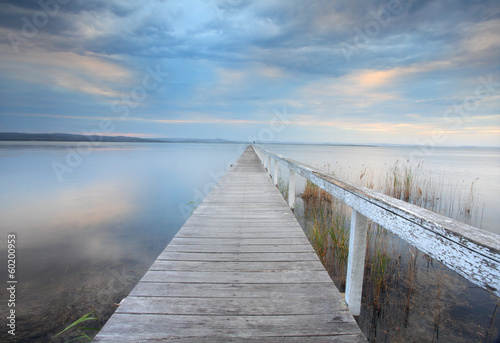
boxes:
[288,170,296,209]
[345,209,368,316]
[273,160,279,185]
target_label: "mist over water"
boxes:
[0,142,498,341]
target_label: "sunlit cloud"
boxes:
[3,112,269,125]
[354,70,399,87]
[217,67,247,85]
[257,65,287,79]
[464,127,500,133]
[0,46,131,97]
[460,20,500,53]
[351,61,455,89]
[296,73,400,109]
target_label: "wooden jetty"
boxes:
[94,146,367,342]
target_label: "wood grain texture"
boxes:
[149,260,326,272]
[94,314,366,342]
[156,251,320,262]
[95,146,366,342]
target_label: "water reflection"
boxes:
[0,142,242,342]
[2,181,134,240]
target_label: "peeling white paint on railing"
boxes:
[252,145,500,316]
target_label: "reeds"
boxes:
[277,173,289,202]
[381,161,483,227]
[302,179,332,202]
[301,193,350,288]
[295,159,491,341]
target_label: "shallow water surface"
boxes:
[0,142,243,342]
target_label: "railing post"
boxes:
[267,156,272,177]
[273,160,279,185]
[345,210,368,316]
[288,170,295,209]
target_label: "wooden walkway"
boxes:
[94,146,366,342]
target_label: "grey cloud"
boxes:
[0,0,138,17]
[1,0,498,76]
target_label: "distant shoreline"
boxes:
[0,132,237,144]
[0,133,497,149]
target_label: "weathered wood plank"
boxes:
[201,199,287,204]
[184,215,297,221]
[169,237,312,246]
[191,210,294,216]
[180,222,302,228]
[194,204,293,210]
[149,260,326,272]
[94,335,367,343]
[175,230,307,238]
[163,244,316,254]
[95,314,364,341]
[129,282,345,299]
[116,296,348,315]
[157,251,320,262]
[201,197,286,202]
[141,270,333,283]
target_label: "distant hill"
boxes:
[0,132,238,144]
[0,132,159,142]
[154,137,236,144]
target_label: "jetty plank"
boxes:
[94,146,366,342]
[148,260,326,272]
[156,251,320,262]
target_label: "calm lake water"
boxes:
[0,142,243,342]
[0,142,498,342]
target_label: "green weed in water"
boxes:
[52,307,101,342]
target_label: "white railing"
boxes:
[252,145,500,316]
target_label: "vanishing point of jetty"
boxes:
[94,146,499,342]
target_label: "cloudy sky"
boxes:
[0,0,499,145]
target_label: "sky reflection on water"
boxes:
[0,142,243,342]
